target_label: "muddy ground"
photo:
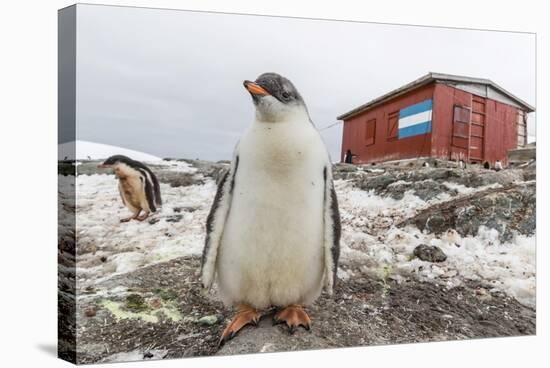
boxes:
[74,257,535,363]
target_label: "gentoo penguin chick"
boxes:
[98,155,162,222]
[494,160,503,171]
[201,72,341,345]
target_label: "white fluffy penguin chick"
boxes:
[200,72,341,345]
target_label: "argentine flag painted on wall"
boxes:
[398,99,432,139]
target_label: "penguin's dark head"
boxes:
[243,72,309,123]
[98,155,133,169]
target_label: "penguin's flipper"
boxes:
[150,170,162,207]
[201,151,240,289]
[139,171,157,213]
[322,166,341,295]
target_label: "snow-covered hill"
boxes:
[58,140,161,161]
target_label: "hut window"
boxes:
[365,118,376,146]
[387,111,399,140]
[453,105,471,138]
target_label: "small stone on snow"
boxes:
[413,244,447,263]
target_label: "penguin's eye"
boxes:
[281,92,291,100]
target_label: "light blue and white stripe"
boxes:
[398,99,432,139]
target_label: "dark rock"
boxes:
[356,173,397,192]
[523,168,536,181]
[173,206,198,213]
[58,161,76,176]
[154,288,178,301]
[413,244,447,262]
[400,182,535,242]
[347,164,526,204]
[332,164,360,180]
[84,306,97,317]
[176,159,230,182]
[424,214,447,233]
[166,215,183,223]
[386,179,457,201]
[156,172,204,187]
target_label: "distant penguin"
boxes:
[201,73,341,345]
[422,162,430,168]
[344,149,356,164]
[98,155,161,222]
[483,161,491,169]
[458,159,466,169]
[494,160,503,171]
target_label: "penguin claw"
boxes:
[273,305,312,334]
[136,213,149,221]
[218,305,261,347]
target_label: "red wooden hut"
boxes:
[338,72,535,166]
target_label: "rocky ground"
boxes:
[58,157,536,363]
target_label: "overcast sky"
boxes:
[73,4,536,161]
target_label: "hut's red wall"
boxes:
[340,84,435,164]
[431,83,519,165]
[484,99,518,166]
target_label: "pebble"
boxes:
[198,315,220,326]
[413,244,447,263]
[84,306,97,317]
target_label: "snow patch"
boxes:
[75,174,216,287]
[442,181,502,195]
[59,140,161,161]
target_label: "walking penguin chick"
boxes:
[98,155,162,222]
[201,73,341,345]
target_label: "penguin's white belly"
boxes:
[217,123,327,309]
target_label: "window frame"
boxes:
[387,111,399,141]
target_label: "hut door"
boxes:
[450,105,471,161]
[469,96,486,163]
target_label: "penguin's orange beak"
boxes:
[243,80,269,96]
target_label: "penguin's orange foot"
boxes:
[219,304,260,347]
[273,304,311,334]
[136,213,149,221]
